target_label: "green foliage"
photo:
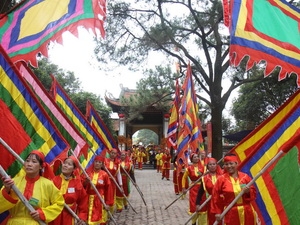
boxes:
[72,92,115,135]
[232,72,298,130]
[31,58,81,94]
[120,65,179,120]
[30,58,115,136]
[134,129,158,146]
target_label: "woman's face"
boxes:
[223,161,238,175]
[94,160,103,171]
[120,153,126,160]
[192,154,199,163]
[62,158,75,177]
[24,154,42,178]
[110,151,117,159]
[207,161,217,172]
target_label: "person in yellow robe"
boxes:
[0,150,64,225]
[155,150,163,173]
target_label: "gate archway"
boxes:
[105,87,169,150]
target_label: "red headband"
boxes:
[110,148,118,153]
[94,155,105,162]
[30,150,45,162]
[206,157,217,164]
[224,155,238,163]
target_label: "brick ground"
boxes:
[112,169,192,225]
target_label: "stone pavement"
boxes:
[112,168,192,225]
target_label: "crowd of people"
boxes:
[0,148,136,225]
[130,145,259,225]
[0,146,258,225]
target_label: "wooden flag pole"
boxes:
[213,150,285,225]
[0,138,81,223]
[184,195,212,225]
[165,157,223,210]
[102,164,138,214]
[120,165,147,206]
[69,150,117,225]
[88,148,138,213]
[164,169,209,210]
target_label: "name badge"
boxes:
[98,179,104,184]
[240,184,246,189]
[68,187,75,193]
[29,197,39,208]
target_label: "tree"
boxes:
[134,129,158,146]
[0,0,16,14]
[232,72,298,130]
[31,58,115,135]
[95,0,291,160]
[120,65,176,121]
[31,58,81,93]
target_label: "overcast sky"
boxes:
[48,28,143,99]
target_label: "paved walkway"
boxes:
[113,168,191,225]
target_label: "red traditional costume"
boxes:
[182,155,204,214]
[161,150,172,180]
[173,161,188,195]
[84,156,114,225]
[211,156,257,225]
[116,153,135,211]
[196,158,222,225]
[50,174,88,225]
[104,149,123,214]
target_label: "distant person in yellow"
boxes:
[137,147,146,170]
[155,149,163,173]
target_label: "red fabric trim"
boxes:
[1,188,18,204]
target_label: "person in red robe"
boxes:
[173,156,188,198]
[116,151,135,212]
[50,156,88,225]
[195,157,223,225]
[161,149,172,180]
[104,148,123,215]
[211,153,257,225]
[83,155,113,225]
[182,152,205,225]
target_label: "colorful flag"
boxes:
[178,63,203,154]
[166,79,180,149]
[17,61,89,158]
[223,0,300,86]
[0,0,106,66]
[176,64,204,172]
[86,100,118,151]
[0,45,69,178]
[50,77,108,168]
[229,89,300,224]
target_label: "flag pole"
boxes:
[165,158,222,210]
[88,149,138,213]
[120,165,147,206]
[0,165,47,225]
[0,138,81,223]
[184,195,211,225]
[165,170,208,210]
[213,150,285,225]
[69,150,117,225]
[102,164,138,214]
